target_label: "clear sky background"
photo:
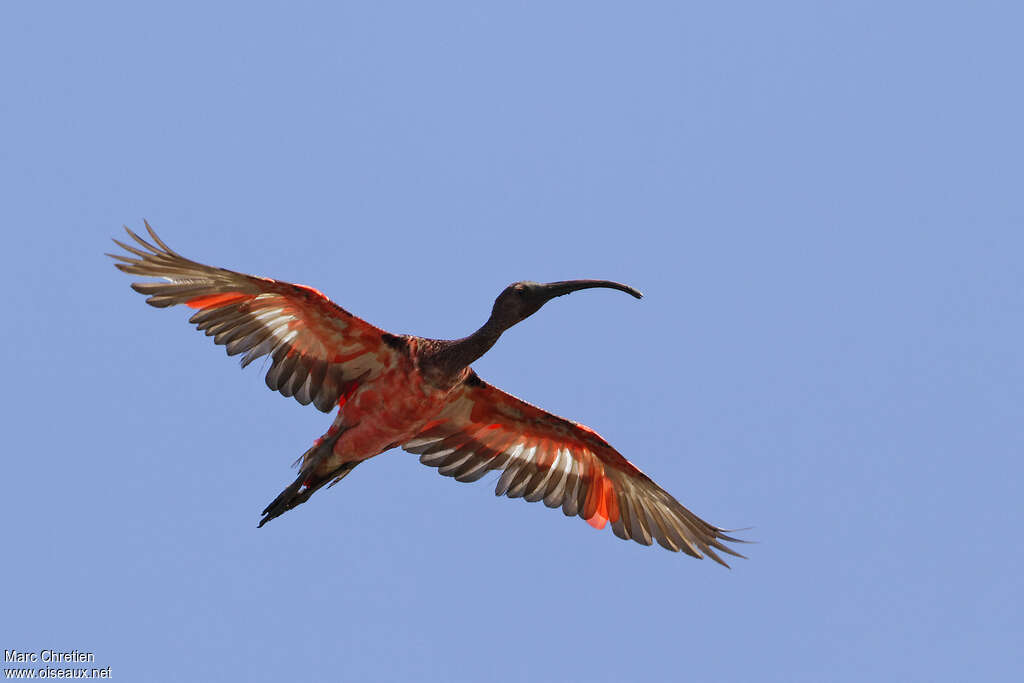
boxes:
[2,2,1021,681]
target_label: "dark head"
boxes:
[489,279,643,330]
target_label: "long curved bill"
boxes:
[539,279,644,301]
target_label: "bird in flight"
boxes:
[111,223,745,565]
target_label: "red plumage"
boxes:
[111,223,745,566]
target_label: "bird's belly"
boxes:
[333,368,450,462]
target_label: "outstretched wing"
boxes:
[402,373,745,565]
[110,222,404,412]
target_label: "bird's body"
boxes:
[111,223,745,565]
[329,342,451,463]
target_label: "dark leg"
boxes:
[257,428,356,528]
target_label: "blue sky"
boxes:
[3,2,1021,681]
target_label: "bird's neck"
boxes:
[430,317,508,377]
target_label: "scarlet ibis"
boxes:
[111,223,746,565]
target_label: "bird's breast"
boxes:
[333,359,454,461]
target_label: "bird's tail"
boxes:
[258,429,358,528]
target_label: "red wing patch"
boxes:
[185,292,255,309]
